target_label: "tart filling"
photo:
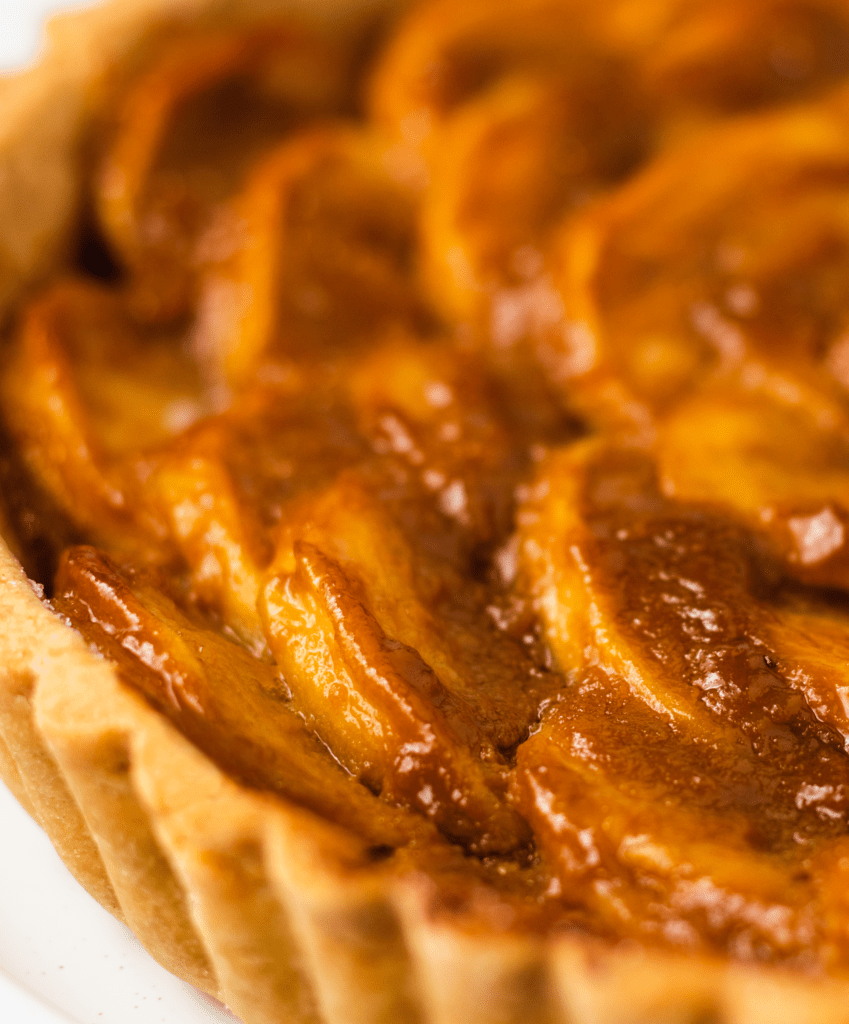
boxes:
[8,0,849,993]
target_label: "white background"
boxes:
[0,3,239,1021]
[0,1,95,72]
[0,781,238,1022]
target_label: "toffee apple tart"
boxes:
[10,0,849,1021]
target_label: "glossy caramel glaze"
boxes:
[519,442,849,964]
[9,0,849,966]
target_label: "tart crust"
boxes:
[4,3,849,1023]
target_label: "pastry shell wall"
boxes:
[1,2,849,1022]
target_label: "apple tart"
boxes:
[9,1,849,1022]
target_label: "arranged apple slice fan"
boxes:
[9,1,849,1020]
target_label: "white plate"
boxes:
[0,779,241,1023]
[0,9,238,1024]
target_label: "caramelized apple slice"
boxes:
[515,440,849,959]
[52,545,439,851]
[260,474,544,853]
[514,687,844,960]
[368,0,596,190]
[635,0,849,143]
[519,438,849,745]
[371,0,849,198]
[657,376,849,588]
[150,451,267,655]
[347,331,584,571]
[420,0,849,328]
[520,440,736,726]
[552,97,849,412]
[146,383,368,651]
[767,592,849,742]
[95,25,348,322]
[348,333,537,552]
[193,127,422,385]
[269,474,548,745]
[1,279,204,551]
[419,70,646,324]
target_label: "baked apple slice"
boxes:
[260,473,548,854]
[657,374,849,588]
[347,333,540,553]
[514,681,848,961]
[192,126,423,385]
[372,0,849,212]
[146,381,368,653]
[52,544,440,852]
[150,448,267,655]
[418,69,646,325]
[552,94,849,414]
[2,278,205,553]
[95,24,348,323]
[515,437,849,960]
[629,0,849,143]
[368,0,599,191]
[519,439,743,727]
[519,437,849,746]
